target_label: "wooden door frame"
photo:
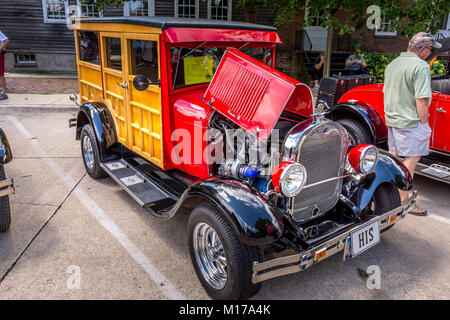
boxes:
[99,31,128,146]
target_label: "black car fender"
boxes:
[328,101,386,145]
[173,178,284,247]
[75,102,118,160]
[354,149,413,210]
[0,129,12,165]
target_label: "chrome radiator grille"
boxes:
[291,122,346,222]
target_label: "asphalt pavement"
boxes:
[0,100,449,300]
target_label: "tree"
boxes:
[83,0,449,76]
[237,0,449,76]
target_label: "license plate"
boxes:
[348,219,380,258]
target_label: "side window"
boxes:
[105,37,122,71]
[129,40,159,82]
[77,31,100,65]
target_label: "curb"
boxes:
[0,105,79,113]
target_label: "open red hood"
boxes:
[203,48,313,140]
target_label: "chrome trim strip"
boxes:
[252,190,417,284]
[302,174,352,190]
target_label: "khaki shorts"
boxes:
[388,122,431,157]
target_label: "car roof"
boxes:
[72,16,278,32]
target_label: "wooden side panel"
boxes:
[128,85,163,167]
[78,62,103,104]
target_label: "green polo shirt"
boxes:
[383,52,431,128]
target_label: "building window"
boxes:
[15,54,36,65]
[375,15,397,36]
[124,0,155,16]
[175,0,199,19]
[42,0,69,23]
[208,0,232,21]
[76,0,102,17]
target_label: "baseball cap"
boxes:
[409,32,442,49]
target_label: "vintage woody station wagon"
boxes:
[71,16,417,299]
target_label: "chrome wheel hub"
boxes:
[193,222,227,289]
[82,135,95,170]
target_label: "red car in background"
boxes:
[322,37,450,184]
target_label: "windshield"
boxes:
[170,46,274,90]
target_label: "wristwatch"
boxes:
[0,49,6,55]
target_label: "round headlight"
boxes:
[359,145,378,173]
[279,162,307,197]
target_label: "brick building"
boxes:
[0,1,448,83]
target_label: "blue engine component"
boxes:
[242,166,261,179]
[252,178,268,193]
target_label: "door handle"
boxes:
[117,81,128,89]
[437,107,446,113]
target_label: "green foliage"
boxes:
[237,0,450,38]
[362,52,399,83]
[430,59,447,76]
[80,0,128,11]
[84,0,450,41]
[363,53,447,83]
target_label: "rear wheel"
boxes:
[0,165,11,232]
[80,124,106,179]
[188,203,263,300]
[337,118,372,149]
[369,183,401,233]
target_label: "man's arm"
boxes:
[416,98,429,124]
[345,58,355,67]
[0,39,9,51]
[359,59,366,68]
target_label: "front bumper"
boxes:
[0,177,15,197]
[252,190,417,284]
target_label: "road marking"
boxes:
[8,116,187,300]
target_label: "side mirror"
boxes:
[133,75,160,91]
[69,94,80,106]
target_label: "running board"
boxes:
[100,160,178,213]
[416,162,450,184]
[413,151,450,184]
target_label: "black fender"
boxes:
[328,101,387,145]
[176,178,284,247]
[355,149,413,211]
[0,129,12,165]
[75,102,118,161]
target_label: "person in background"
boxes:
[311,51,325,89]
[383,32,442,216]
[0,30,10,100]
[345,48,366,75]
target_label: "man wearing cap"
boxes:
[383,32,442,216]
[0,30,9,100]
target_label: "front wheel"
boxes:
[369,183,401,233]
[337,118,372,149]
[0,165,11,232]
[80,124,106,179]
[188,203,263,300]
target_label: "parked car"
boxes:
[0,128,14,232]
[71,16,417,299]
[321,37,450,184]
